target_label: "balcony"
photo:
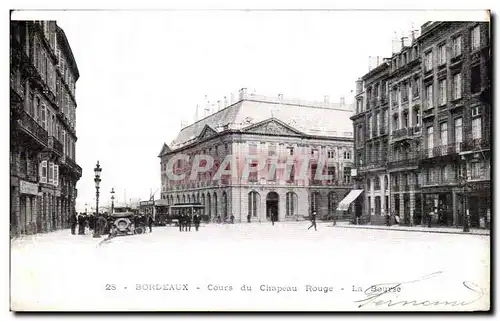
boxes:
[460,138,490,153]
[387,157,419,169]
[422,177,458,187]
[420,143,459,160]
[17,111,48,147]
[392,127,408,139]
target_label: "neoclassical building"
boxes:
[10,21,81,236]
[158,89,355,222]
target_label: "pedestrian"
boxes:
[193,213,201,231]
[428,211,433,228]
[247,214,251,223]
[179,214,184,232]
[230,214,235,224]
[308,211,317,231]
[271,211,275,226]
[148,215,153,233]
[186,213,192,232]
[77,214,86,235]
[70,213,77,235]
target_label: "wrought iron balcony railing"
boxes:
[18,111,48,146]
[460,138,490,152]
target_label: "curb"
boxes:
[330,224,490,236]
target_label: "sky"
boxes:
[11,9,487,212]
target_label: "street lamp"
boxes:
[93,161,102,238]
[459,156,470,233]
[111,187,115,214]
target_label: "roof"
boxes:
[168,93,354,151]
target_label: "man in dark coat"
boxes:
[271,211,275,226]
[193,213,201,231]
[308,211,317,231]
[179,214,184,232]
[70,213,77,235]
[247,214,251,223]
[186,213,192,232]
[78,214,86,235]
[147,215,153,233]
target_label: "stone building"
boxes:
[158,89,354,222]
[351,21,491,227]
[10,21,82,236]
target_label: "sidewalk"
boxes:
[330,221,490,236]
[11,228,106,250]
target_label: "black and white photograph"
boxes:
[7,4,492,312]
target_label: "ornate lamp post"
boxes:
[111,187,115,214]
[93,161,102,238]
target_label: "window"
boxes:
[471,65,481,94]
[401,82,408,102]
[327,150,335,158]
[34,97,40,120]
[471,25,480,51]
[413,77,420,98]
[343,167,351,184]
[54,165,59,186]
[248,161,258,182]
[374,112,379,135]
[414,108,421,126]
[439,79,447,106]
[440,122,448,146]
[311,149,319,157]
[455,118,463,152]
[41,104,47,129]
[287,147,294,156]
[427,126,434,157]
[426,84,433,108]
[424,51,433,71]
[327,166,335,182]
[438,44,446,65]
[368,115,372,138]
[452,36,462,57]
[453,73,462,100]
[286,192,297,217]
[472,117,482,139]
[48,162,54,185]
[403,112,409,128]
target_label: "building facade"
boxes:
[10,21,82,236]
[352,21,491,228]
[159,89,355,222]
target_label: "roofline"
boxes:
[56,24,80,80]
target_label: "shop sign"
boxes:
[19,180,39,196]
[140,200,155,206]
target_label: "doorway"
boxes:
[266,192,279,221]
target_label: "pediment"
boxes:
[243,118,304,137]
[197,124,218,140]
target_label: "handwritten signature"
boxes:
[354,271,486,309]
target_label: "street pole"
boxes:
[463,182,470,232]
[93,161,102,238]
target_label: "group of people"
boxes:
[178,212,202,232]
[69,212,154,236]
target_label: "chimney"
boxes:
[278,93,283,102]
[218,100,222,111]
[392,31,401,54]
[324,95,329,103]
[368,55,372,71]
[224,96,228,107]
[340,96,345,105]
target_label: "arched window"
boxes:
[176,195,180,204]
[222,191,228,218]
[328,192,338,215]
[367,179,371,191]
[375,177,381,190]
[384,175,389,190]
[192,194,196,203]
[201,193,206,208]
[182,195,186,203]
[213,192,218,217]
[285,192,298,216]
[311,192,321,214]
[187,195,191,203]
[248,191,260,217]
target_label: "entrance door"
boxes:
[266,192,279,221]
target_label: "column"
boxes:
[32,196,37,234]
[452,190,458,227]
[409,190,415,227]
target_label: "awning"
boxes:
[336,190,364,211]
